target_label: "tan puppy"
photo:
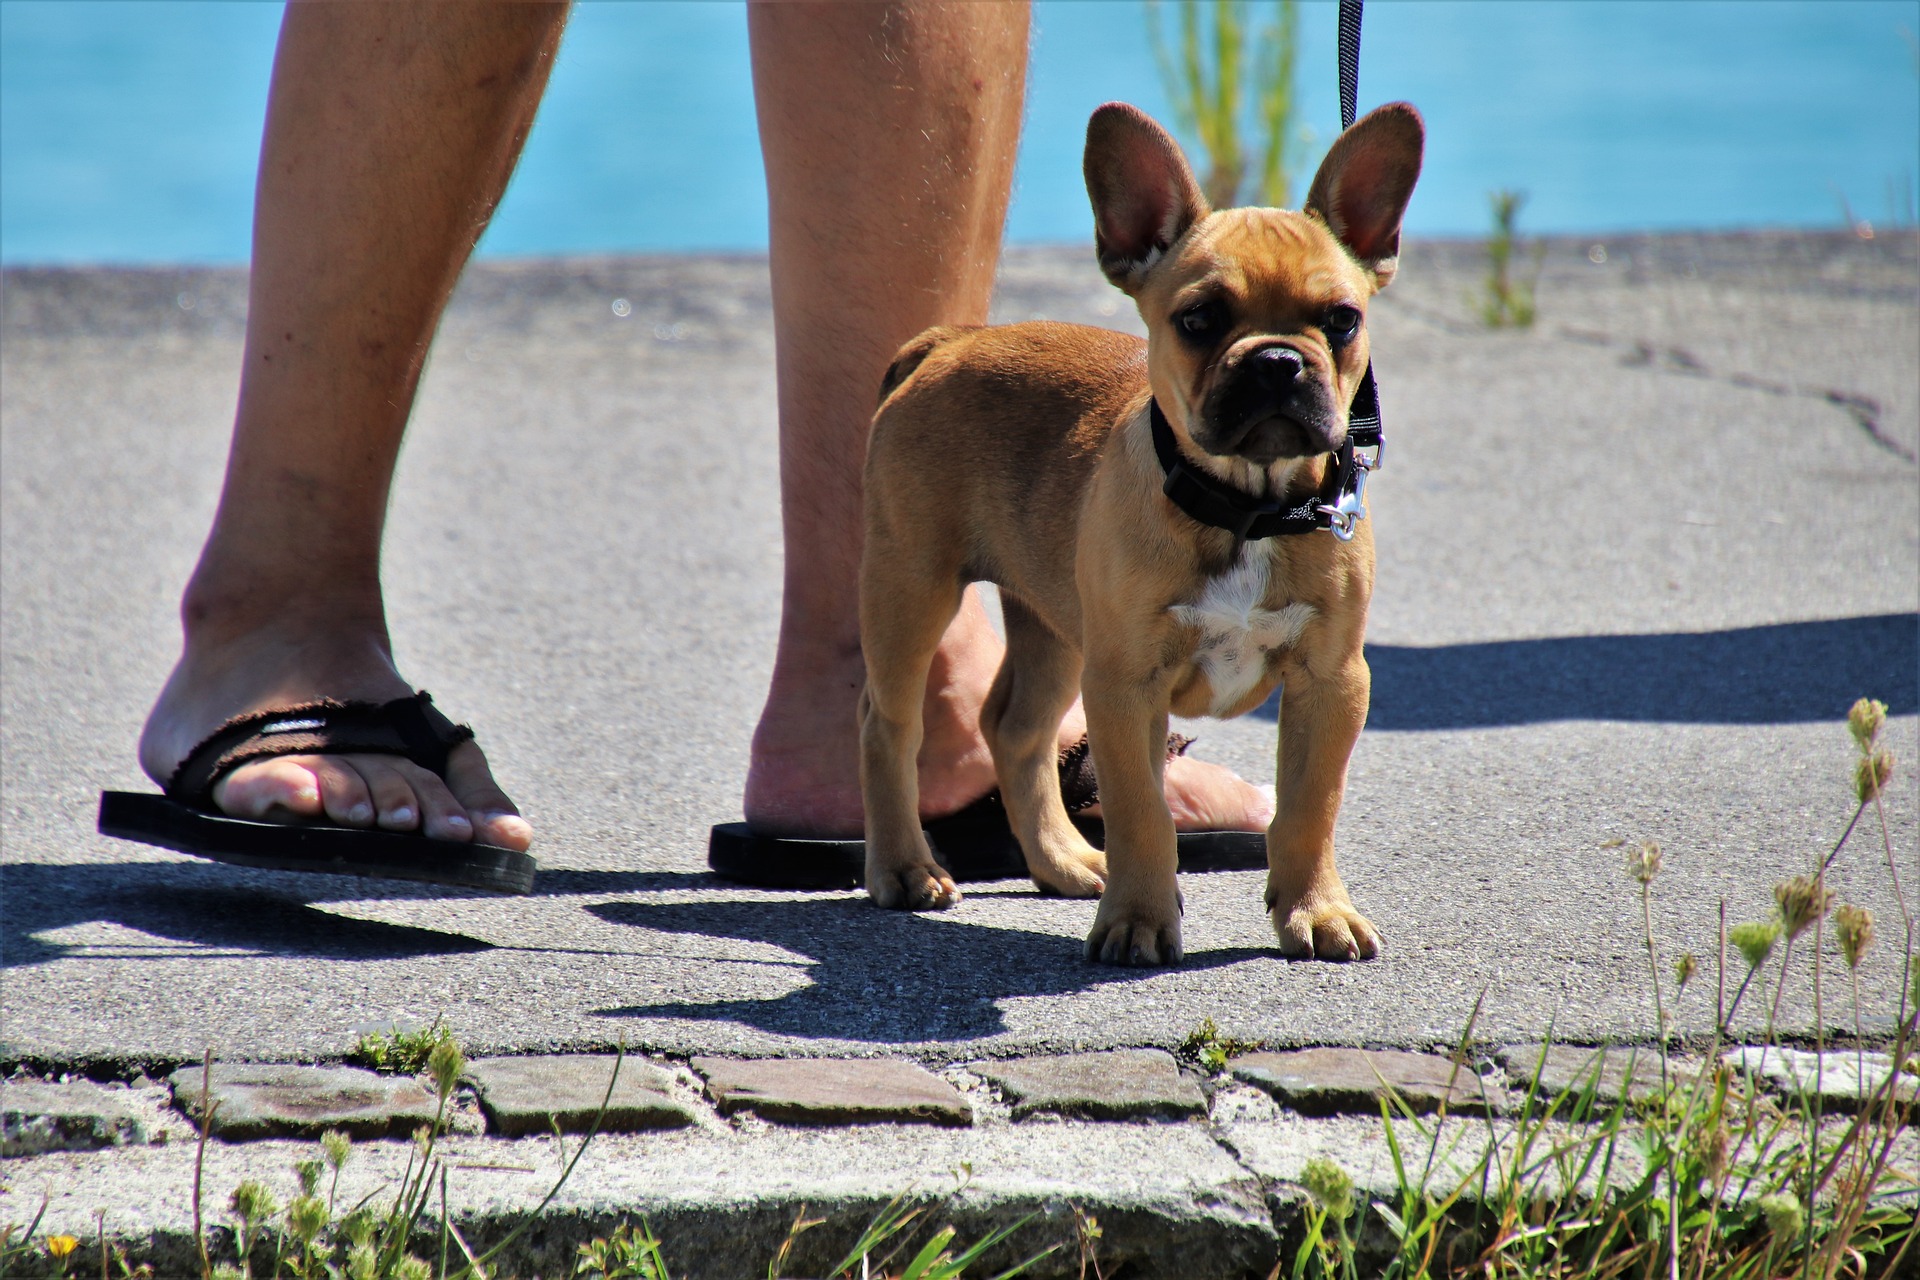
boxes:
[857,101,1423,965]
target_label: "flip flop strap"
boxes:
[1058,733,1195,813]
[165,691,475,807]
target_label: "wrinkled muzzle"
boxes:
[1195,342,1344,463]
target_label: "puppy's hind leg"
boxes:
[983,593,1106,897]
[859,555,966,911]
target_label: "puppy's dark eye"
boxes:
[1324,304,1362,342]
[1177,301,1226,343]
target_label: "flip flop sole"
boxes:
[98,791,537,895]
[707,818,1265,890]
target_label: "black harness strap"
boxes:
[1150,399,1330,540]
[1149,398,1379,542]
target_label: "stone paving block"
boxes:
[692,1057,971,1127]
[1499,1044,1666,1105]
[972,1049,1206,1121]
[168,1063,438,1140]
[1723,1047,1919,1115]
[2,1079,160,1156]
[465,1054,694,1136]
[1230,1048,1494,1117]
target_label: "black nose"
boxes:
[1246,345,1304,392]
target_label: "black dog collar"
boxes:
[1149,364,1384,542]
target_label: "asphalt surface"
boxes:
[3,232,1916,1069]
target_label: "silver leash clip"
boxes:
[1316,445,1376,542]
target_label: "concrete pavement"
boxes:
[2,230,1916,1271]
[5,231,1914,1067]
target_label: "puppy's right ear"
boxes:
[1084,103,1209,294]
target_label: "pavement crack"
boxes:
[1818,387,1915,463]
[1391,304,1915,464]
[1556,325,1917,464]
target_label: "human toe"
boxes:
[444,742,532,851]
[353,756,427,833]
[1163,757,1274,831]
[210,757,325,822]
[309,756,377,827]
[378,757,472,841]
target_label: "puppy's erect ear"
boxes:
[1084,103,1210,294]
[1304,102,1424,288]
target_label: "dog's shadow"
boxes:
[4,860,1264,1044]
[585,891,1271,1043]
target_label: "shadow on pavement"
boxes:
[1286,613,1918,730]
[0,862,503,967]
[584,895,1271,1043]
[3,864,762,967]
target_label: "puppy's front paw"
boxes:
[1028,840,1107,898]
[1084,895,1183,966]
[1269,887,1379,961]
[867,858,961,912]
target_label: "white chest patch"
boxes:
[1169,545,1316,717]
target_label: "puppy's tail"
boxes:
[877,325,975,406]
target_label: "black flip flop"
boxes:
[98,692,536,895]
[707,735,1266,890]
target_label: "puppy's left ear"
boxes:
[1084,102,1210,294]
[1305,102,1424,288]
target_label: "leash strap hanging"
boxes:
[1338,0,1362,130]
[1337,0,1384,485]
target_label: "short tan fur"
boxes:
[858,101,1424,966]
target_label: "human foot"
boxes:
[743,593,1273,838]
[139,618,530,851]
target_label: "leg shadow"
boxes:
[1,862,497,967]
[1251,613,1918,730]
[585,895,1273,1043]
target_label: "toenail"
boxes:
[391,806,415,825]
[348,803,373,824]
[445,814,471,831]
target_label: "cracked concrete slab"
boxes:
[1723,1045,1920,1114]
[0,1078,164,1155]
[972,1048,1207,1120]
[167,1063,440,1141]
[692,1056,974,1127]
[1230,1047,1499,1117]
[1497,1042,1665,1105]
[464,1053,695,1135]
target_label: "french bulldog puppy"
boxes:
[857,100,1423,965]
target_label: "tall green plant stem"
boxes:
[1637,877,1681,1280]
[1146,1,1301,209]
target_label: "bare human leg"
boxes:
[743,0,1273,839]
[137,2,568,849]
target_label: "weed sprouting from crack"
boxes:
[349,1020,457,1077]
[1180,1015,1263,1074]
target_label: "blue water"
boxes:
[2,1,1916,264]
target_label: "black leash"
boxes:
[1339,0,1363,130]
[1148,0,1384,545]
[1338,0,1383,475]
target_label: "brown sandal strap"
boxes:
[165,691,474,808]
[1058,733,1195,813]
